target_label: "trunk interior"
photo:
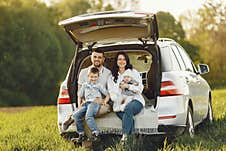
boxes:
[67,43,161,109]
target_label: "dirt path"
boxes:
[0,106,34,113]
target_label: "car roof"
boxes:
[157,38,177,47]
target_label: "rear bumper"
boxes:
[157,95,188,126]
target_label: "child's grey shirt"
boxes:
[78,82,108,102]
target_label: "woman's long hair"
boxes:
[112,51,133,83]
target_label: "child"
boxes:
[63,67,110,143]
[112,69,139,112]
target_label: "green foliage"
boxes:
[53,0,91,19]
[156,11,201,63]
[186,0,226,88]
[0,0,74,106]
[157,11,185,41]
[179,40,200,63]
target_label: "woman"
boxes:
[108,51,145,142]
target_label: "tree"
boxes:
[54,0,91,19]
[157,11,200,63]
[185,0,226,87]
[0,0,74,106]
[157,11,185,41]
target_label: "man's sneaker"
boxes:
[90,133,101,143]
[62,115,74,131]
[71,134,87,144]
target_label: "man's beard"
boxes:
[93,62,101,67]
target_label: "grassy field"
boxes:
[0,89,225,151]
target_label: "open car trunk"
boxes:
[59,11,158,46]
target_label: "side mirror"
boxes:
[197,64,209,74]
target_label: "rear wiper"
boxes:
[88,42,97,50]
[138,38,147,46]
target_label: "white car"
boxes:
[57,11,213,141]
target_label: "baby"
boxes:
[112,69,139,112]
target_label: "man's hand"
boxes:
[78,102,84,109]
[78,97,85,109]
[94,97,104,105]
[103,95,110,105]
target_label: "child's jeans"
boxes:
[72,101,100,135]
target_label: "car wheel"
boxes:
[185,106,195,138]
[205,98,213,123]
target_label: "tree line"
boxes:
[0,0,225,106]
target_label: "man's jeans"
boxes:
[116,99,143,134]
[72,102,100,134]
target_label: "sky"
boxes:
[139,0,206,19]
[43,0,225,19]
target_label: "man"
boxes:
[62,49,111,143]
[77,49,111,108]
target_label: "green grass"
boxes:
[0,106,77,151]
[0,89,226,150]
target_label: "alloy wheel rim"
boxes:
[188,111,194,138]
[208,102,213,122]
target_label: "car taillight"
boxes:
[160,81,181,96]
[57,88,71,104]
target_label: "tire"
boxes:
[185,106,195,138]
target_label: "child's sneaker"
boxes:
[62,115,74,131]
[90,132,101,143]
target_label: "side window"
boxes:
[169,47,181,71]
[160,47,172,72]
[171,45,186,71]
[161,46,180,71]
[176,45,194,72]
